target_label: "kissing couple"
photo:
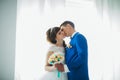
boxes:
[40,21,89,80]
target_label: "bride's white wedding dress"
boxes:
[40,45,68,80]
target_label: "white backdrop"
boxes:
[15,0,120,80]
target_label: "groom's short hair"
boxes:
[60,21,75,28]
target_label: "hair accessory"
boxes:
[50,27,53,33]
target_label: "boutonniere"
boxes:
[66,43,72,48]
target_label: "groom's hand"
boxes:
[55,63,64,72]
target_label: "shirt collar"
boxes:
[71,31,77,39]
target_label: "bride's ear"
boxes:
[55,38,57,42]
[51,39,57,44]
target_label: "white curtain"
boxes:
[94,0,120,80]
[15,0,120,80]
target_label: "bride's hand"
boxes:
[51,65,57,71]
[45,65,57,72]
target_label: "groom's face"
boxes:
[60,25,70,37]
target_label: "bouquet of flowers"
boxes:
[48,52,64,78]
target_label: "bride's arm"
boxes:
[45,51,57,72]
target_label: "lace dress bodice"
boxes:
[48,45,65,54]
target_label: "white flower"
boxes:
[66,43,72,48]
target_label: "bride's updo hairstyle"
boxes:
[46,27,66,47]
[46,27,60,44]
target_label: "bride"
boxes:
[40,27,69,80]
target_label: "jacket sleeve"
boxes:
[68,34,88,71]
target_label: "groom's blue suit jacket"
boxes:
[65,32,89,80]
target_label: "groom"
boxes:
[55,21,89,80]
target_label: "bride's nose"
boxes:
[62,32,65,37]
[61,32,64,35]
[61,31,64,34]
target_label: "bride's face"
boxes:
[56,30,65,40]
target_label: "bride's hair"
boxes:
[46,27,66,47]
[46,27,59,44]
